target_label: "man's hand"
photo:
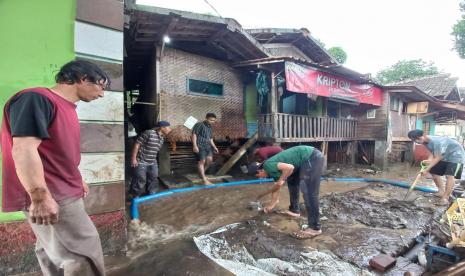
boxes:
[83,180,89,197]
[420,169,430,177]
[193,146,199,153]
[264,201,278,213]
[213,146,219,154]
[131,158,138,167]
[29,192,59,225]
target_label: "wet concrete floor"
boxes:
[111,173,446,275]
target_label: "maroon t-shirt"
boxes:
[256,146,283,161]
[1,88,83,212]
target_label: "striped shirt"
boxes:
[136,129,164,165]
[192,121,212,148]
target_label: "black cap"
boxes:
[407,129,424,140]
[156,121,171,127]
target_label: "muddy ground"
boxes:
[108,164,451,275]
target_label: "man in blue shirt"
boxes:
[408,129,465,205]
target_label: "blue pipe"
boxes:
[131,178,274,220]
[131,177,437,220]
[321,177,438,193]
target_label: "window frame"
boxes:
[186,78,224,98]
[367,109,376,119]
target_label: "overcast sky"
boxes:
[137,0,465,86]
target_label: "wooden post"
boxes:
[270,71,279,140]
[155,46,161,122]
[158,142,171,175]
[349,141,357,165]
[322,141,329,172]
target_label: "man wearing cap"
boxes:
[130,121,171,197]
[408,129,465,205]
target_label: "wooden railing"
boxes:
[258,113,357,142]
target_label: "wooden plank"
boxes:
[316,117,319,138]
[215,132,258,176]
[77,91,123,121]
[76,0,124,31]
[282,115,285,138]
[75,21,123,61]
[84,182,125,215]
[76,56,123,91]
[292,115,296,138]
[310,117,313,137]
[80,153,124,184]
[270,72,278,138]
[80,123,124,152]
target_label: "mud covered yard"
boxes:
[111,165,449,276]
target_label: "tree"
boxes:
[313,38,347,64]
[452,1,465,58]
[328,47,347,64]
[375,59,439,84]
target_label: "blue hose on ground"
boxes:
[131,178,274,220]
[131,177,438,220]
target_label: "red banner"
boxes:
[285,62,383,106]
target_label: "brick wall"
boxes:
[159,47,246,141]
[388,141,412,163]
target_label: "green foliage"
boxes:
[375,59,439,84]
[313,38,347,64]
[452,1,465,58]
[328,47,347,64]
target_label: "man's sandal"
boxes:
[290,229,322,240]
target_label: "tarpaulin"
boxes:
[285,62,383,106]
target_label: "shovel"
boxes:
[403,161,428,200]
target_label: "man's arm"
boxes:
[192,133,199,153]
[422,155,442,175]
[210,138,219,154]
[131,142,140,167]
[12,137,58,225]
[264,162,294,213]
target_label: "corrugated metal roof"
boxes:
[389,74,458,98]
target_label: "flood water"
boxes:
[109,176,445,275]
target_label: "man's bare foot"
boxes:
[203,180,213,185]
[277,210,300,218]
[435,191,445,198]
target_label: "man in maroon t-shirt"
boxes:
[253,145,283,162]
[1,60,110,276]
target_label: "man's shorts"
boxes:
[196,146,213,161]
[430,161,463,179]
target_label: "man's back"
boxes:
[426,136,465,163]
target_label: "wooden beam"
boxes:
[215,132,258,176]
[271,71,279,138]
[218,41,248,59]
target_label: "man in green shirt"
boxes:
[256,145,324,239]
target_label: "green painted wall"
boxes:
[0,0,76,222]
[309,97,323,117]
[416,115,435,135]
[245,84,257,122]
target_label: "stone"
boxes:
[369,254,396,272]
